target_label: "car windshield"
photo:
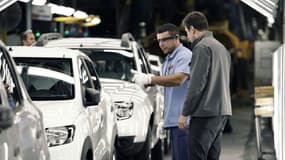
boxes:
[80,49,135,82]
[14,58,74,100]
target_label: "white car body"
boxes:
[100,78,153,142]
[43,34,164,159]
[0,42,50,160]
[10,46,117,160]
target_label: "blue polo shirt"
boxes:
[162,44,192,128]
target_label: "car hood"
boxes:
[100,78,147,103]
[33,100,81,128]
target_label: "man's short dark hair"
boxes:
[156,23,179,37]
[183,11,209,31]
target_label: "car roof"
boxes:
[45,37,132,50]
[9,46,87,59]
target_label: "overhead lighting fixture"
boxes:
[91,17,101,25]
[47,3,58,13]
[86,17,92,22]
[54,15,101,27]
[61,6,75,16]
[32,0,46,6]
[54,16,83,23]
[82,15,101,27]
[47,3,99,27]
[0,0,17,12]
[47,3,75,16]
[73,10,88,19]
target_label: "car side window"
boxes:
[83,59,101,91]
[78,58,98,106]
[137,47,152,74]
[142,52,153,74]
[0,48,21,108]
[78,58,93,89]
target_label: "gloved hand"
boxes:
[133,72,152,87]
[156,121,166,139]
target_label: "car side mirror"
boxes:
[85,88,100,106]
[0,106,14,130]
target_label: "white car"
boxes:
[0,42,50,160]
[10,46,118,160]
[42,33,164,160]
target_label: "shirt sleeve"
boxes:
[182,45,211,116]
[175,51,192,75]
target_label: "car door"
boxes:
[137,46,158,109]
[78,57,106,159]
[84,57,116,157]
[136,46,165,144]
[0,76,21,160]
[0,46,47,160]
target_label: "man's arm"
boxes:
[151,72,189,86]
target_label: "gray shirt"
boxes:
[182,32,232,117]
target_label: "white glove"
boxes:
[156,121,166,139]
[133,72,152,87]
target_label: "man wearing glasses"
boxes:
[134,23,192,160]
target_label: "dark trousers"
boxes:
[169,127,189,160]
[188,116,228,160]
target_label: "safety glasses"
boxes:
[156,36,177,43]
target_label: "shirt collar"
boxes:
[191,31,213,49]
[166,44,183,60]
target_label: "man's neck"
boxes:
[167,43,181,55]
[194,30,207,41]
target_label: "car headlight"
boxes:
[114,101,134,120]
[45,125,75,147]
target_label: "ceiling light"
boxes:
[91,17,101,25]
[62,7,75,16]
[47,3,58,13]
[73,10,88,19]
[86,17,92,22]
[48,3,75,16]
[54,16,83,23]
[82,17,101,27]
